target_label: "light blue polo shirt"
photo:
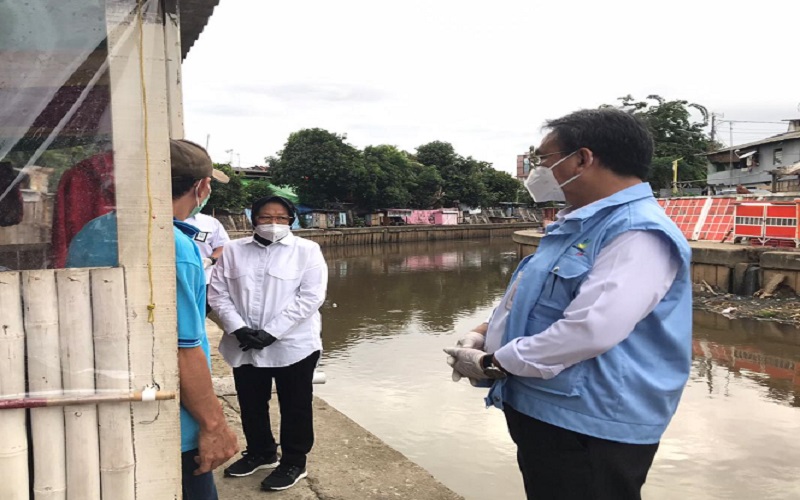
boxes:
[67,212,211,452]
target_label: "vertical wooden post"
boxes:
[56,269,100,500]
[23,270,67,500]
[91,268,135,500]
[163,0,185,139]
[0,271,30,500]
[105,1,181,497]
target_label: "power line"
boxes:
[718,119,789,125]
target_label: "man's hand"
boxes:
[448,331,486,382]
[202,257,214,269]
[178,346,239,475]
[444,347,506,381]
[194,422,239,475]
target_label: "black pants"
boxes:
[181,449,218,500]
[503,404,659,500]
[232,351,320,468]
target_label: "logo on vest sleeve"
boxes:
[571,239,591,257]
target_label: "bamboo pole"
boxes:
[23,270,67,500]
[0,390,177,410]
[0,271,30,499]
[56,269,101,500]
[90,267,134,500]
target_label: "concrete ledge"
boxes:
[513,230,800,294]
[214,396,463,500]
[761,251,800,271]
[690,242,761,267]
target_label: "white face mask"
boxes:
[524,151,580,202]
[254,223,291,242]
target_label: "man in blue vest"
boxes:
[445,108,692,500]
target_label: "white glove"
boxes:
[449,331,486,382]
[443,347,499,381]
[202,257,213,269]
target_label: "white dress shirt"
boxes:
[486,226,679,378]
[208,232,328,368]
[184,213,231,284]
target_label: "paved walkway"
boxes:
[208,320,462,500]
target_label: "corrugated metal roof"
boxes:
[705,130,800,155]
[776,161,800,176]
[180,0,221,60]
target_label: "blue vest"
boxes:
[487,183,692,444]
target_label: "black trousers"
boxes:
[232,351,320,468]
[181,449,218,500]
[503,404,659,500]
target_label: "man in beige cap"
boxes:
[67,139,238,500]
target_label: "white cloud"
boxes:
[182,0,800,172]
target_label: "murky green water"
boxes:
[315,239,800,500]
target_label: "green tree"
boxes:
[243,178,275,207]
[415,142,486,207]
[359,145,417,209]
[204,163,246,213]
[415,141,457,171]
[609,95,716,192]
[481,168,521,206]
[269,128,365,207]
[408,161,444,208]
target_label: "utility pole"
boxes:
[728,122,734,179]
[710,113,716,143]
[710,112,724,143]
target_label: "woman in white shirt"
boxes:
[208,196,328,492]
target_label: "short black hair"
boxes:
[543,108,653,179]
[172,176,200,200]
[251,196,297,225]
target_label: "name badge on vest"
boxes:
[194,231,209,243]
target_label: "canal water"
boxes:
[315,239,800,500]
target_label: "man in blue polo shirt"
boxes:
[67,139,238,499]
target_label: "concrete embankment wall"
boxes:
[514,230,800,296]
[230,222,540,247]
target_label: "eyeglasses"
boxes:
[255,215,291,223]
[529,150,571,167]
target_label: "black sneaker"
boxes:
[260,464,308,491]
[223,451,279,477]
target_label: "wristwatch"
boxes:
[209,256,218,265]
[481,354,508,379]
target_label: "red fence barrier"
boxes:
[658,197,735,242]
[733,200,799,247]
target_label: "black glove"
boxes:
[231,327,276,351]
[232,327,260,351]
[246,329,277,350]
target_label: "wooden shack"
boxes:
[0,1,220,498]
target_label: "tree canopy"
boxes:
[608,95,717,192]
[204,163,246,214]
[266,129,520,210]
[269,128,365,207]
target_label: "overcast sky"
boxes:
[182,0,799,175]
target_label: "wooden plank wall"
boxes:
[0,268,141,499]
